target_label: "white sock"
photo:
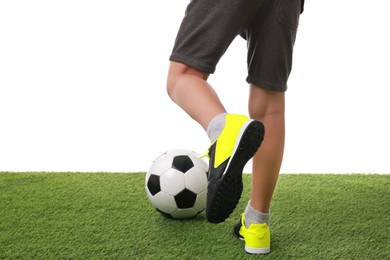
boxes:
[206,113,227,143]
[244,201,270,227]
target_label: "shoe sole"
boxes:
[245,245,271,255]
[206,120,264,223]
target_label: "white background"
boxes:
[1,0,389,173]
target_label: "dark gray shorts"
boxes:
[169,0,304,91]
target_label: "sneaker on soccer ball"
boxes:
[205,114,264,223]
[233,213,271,255]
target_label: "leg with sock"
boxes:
[248,85,285,215]
[233,85,285,254]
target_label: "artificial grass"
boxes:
[0,172,389,259]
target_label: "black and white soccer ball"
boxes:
[145,149,208,219]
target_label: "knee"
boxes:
[248,88,285,121]
[166,62,209,100]
[249,102,285,122]
[166,68,179,100]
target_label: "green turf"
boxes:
[0,172,389,259]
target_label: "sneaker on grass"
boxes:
[233,213,271,255]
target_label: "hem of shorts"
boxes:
[169,53,216,74]
[247,76,287,92]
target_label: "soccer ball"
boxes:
[145,149,208,219]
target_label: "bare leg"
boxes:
[248,85,285,213]
[166,62,226,130]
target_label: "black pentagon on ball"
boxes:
[174,188,197,208]
[147,174,161,196]
[172,155,194,173]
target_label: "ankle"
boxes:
[206,113,227,143]
[244,201,270,227]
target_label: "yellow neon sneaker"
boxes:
[233,213,271,254]
[205,114,264,223]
